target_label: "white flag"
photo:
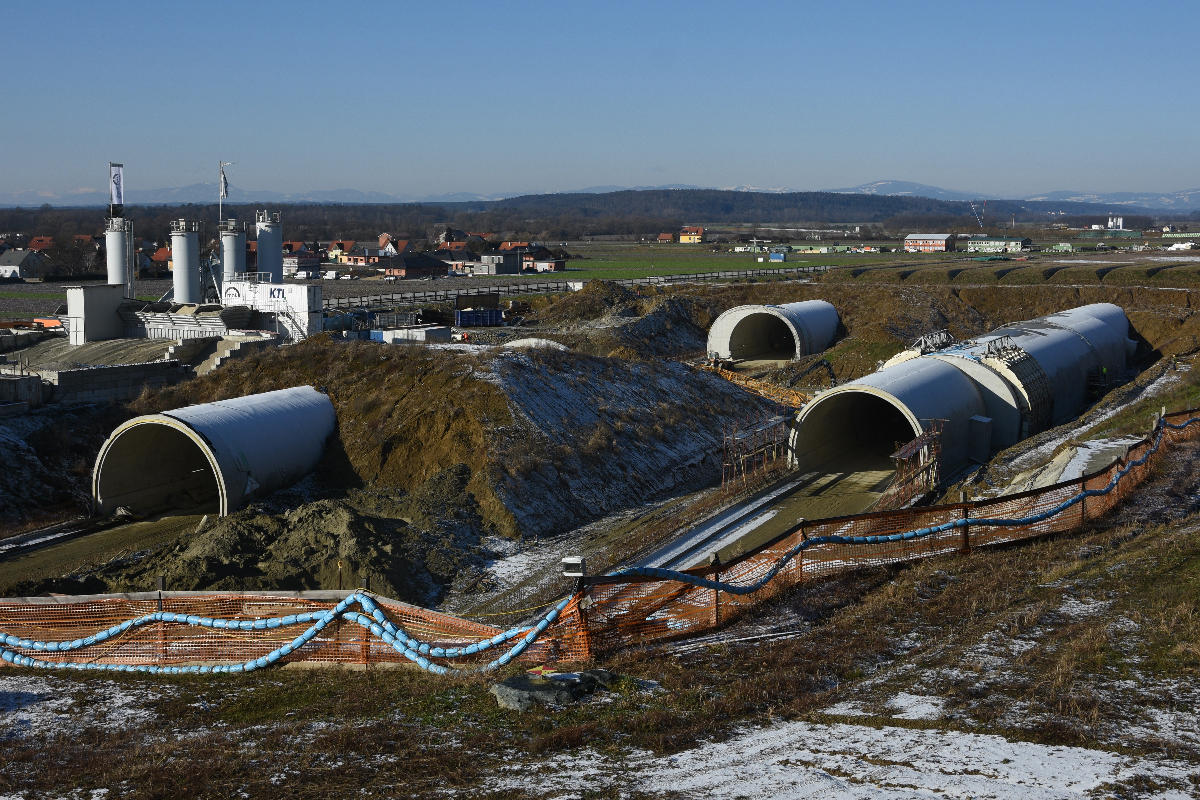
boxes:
[109,163,124,206]
[219,168,229,199]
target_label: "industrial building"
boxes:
[904,234,955,252]
[966,236,1032,253]
[477,251,521,275]
[791,303,1134,482]
[92,386,336,517]
[706,301,840,364]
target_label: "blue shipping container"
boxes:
[369,330,385,342]
[455,309,503,327]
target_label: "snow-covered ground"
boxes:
[0,674,158,741]
[496,718,1199,799]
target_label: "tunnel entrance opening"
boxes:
[94,423,222,516]
[793,391,921,477]
[726,313,797,369]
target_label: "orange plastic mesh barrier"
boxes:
[567,410,1197,661]
[0,410,1194,671]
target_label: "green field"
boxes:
[558,242,919,280]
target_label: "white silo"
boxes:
[104,217,133,288]
[255,210,283,283]
[169,219,201,304]
[219,219,246,285]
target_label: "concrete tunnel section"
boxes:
[791,303,1137,491]
[93,386,337,517]
[707,300,840,363]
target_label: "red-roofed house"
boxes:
[657,232,674,243]
[441,241,469,251]
[379,239,411,257]
[28,236,54,252]
[328,240,356,264]
[499,241,530,251]
[679,226,704,244]
[151,246,171,264]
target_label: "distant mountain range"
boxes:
[3,179,1199,211]
[827,180,1200,210]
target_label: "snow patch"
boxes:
[497,719,1199,799]
[886,692,946,720]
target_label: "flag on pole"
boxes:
[219,167,229,199]
[109,163,124,206]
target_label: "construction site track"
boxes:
[0,516,121,561]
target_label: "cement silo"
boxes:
[791,303,1135,479]
[104,216,133,288]
[707,300,840,361]
[169,219,201,304]
[255,210,283,283]
[92,386,337,517]
[219,219,246,285]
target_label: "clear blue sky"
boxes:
[4,0,1197,199]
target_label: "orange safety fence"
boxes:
[570,409,1195,660]
[0,410,1194,671]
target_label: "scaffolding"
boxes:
[874,418,944,510]
[721,412,791,487]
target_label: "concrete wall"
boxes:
[40,361,188,404]
[0,330,53,354]
[0,375,44,408]
[66,284,125,345]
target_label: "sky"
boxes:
[3,0,1198,199]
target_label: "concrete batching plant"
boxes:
[219,219,247,286]
[104,217,133,289]
[169,219,201,305]
[256,210,283,283]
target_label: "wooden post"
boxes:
[574,580,593,663]
[156,575,165,665]
[960,491,971,554]
[359,574,371,667]
[710,554,721,627]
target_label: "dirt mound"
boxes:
[489,348,781,538]
[0,405,131,536]
[14,465,488,604]
[534,280,639,324]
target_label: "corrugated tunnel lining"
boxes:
[94,420,223,516]
[794,391,921,474]
[728,313,798,360]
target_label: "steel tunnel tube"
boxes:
[791,303,1135,482]
[93,386,336,517]
[707,300,840,361]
